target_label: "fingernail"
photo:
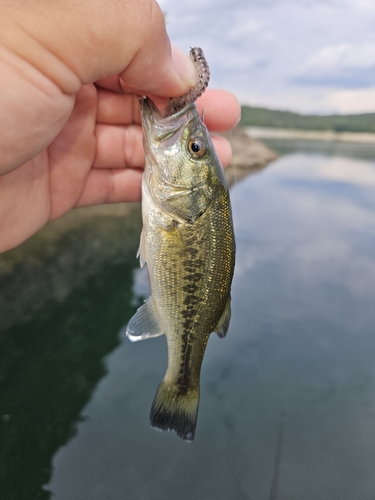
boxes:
[172,46,198,87]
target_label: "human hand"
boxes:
[0,0,240,253]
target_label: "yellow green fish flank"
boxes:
[126,97,235,440]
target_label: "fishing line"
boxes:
[268,399,286,500]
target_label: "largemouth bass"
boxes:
[126,76,235,442]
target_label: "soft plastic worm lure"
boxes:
[164,47,210,117]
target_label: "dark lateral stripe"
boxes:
[176,248,205,388]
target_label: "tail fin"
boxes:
[150,381,200,441]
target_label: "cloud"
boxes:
[159,0,375,112]
[293,42,375,88]
[344,0,375,10]
[316,157,375,186]
[277,154,375,187]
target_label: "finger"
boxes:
[94,122,232,170]
[49,84,97,220]
[96,89,141,126]
[94,124,144,169]
[76,167,143,207]
[196,90,241,132]
[95,88,168,125]
[96,88,239,133]
[7,1,196,97]
[212,136,233,168]
[119,44,198,98]
[77,136,232,209]
[95,76,123,94]
[95,76,169,113]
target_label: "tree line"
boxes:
[240,106,375,133]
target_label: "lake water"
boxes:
[1,139,375,500]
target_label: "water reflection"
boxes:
[0,205,142,500]
[2,141,375,500]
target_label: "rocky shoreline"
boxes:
[223,126,278,185]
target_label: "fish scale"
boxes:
[149,201,232,386]
[126,53,235,440]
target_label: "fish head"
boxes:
[140,97,226,223]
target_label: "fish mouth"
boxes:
[140,97,198,144]
[139,97,162,127]
[140,97,196,123]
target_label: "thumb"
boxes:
[119,45,198,98]
[3,0,197,98]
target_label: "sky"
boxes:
[158,0,375,114]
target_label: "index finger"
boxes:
[96,89,141,125]
[97,88,240,132]
[196,90,241,132]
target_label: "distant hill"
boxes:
[240,106,375,133]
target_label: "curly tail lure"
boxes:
[164,47,210,117]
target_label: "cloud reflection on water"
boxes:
[47,144,375,500]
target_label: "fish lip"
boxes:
[139,97,161,128]
[140,97,198,146]
[140,97,196,125]
[140,96,201,167]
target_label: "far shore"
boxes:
[245,126,375,144]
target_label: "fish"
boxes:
[126,50,235,441]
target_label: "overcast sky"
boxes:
[158,0,375,114]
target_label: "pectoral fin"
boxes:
[214,296,231,339]
[126,297,164,342]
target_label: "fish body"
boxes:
[126,98,235,440]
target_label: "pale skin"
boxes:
[0,0,241,253]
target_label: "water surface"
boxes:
[2,141,375,500]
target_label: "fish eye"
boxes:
[188,137,207,158]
